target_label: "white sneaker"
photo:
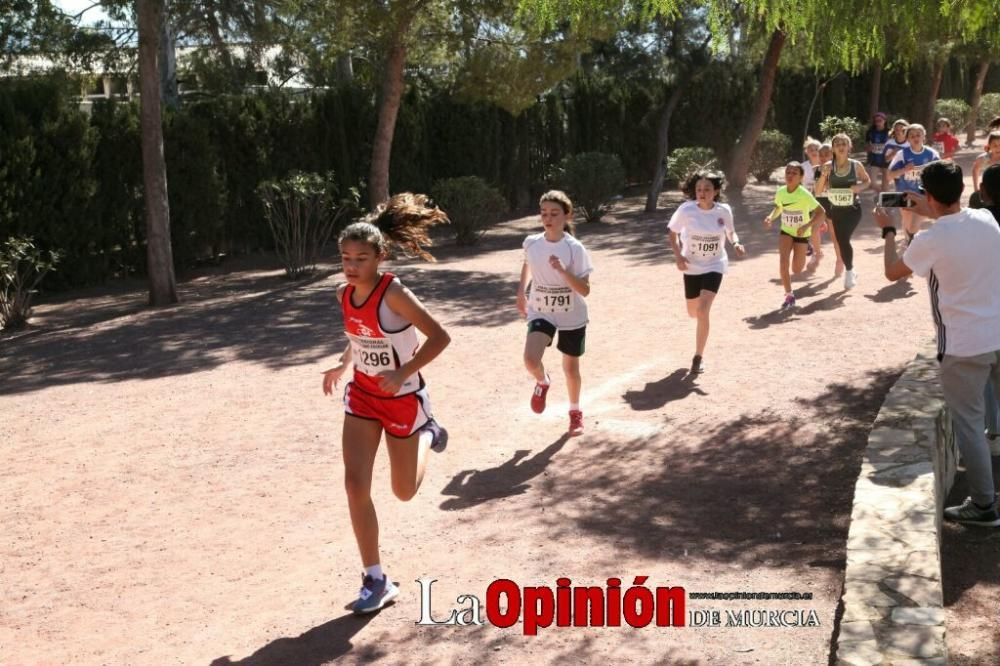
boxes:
[844,269,857,290]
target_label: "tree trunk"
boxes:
[966,59,989,146]
[926,58,946,129]
[158,4,178,108]
[725,29,785,191]
[336,53,354,85]
[138,0,178,306]
[645,84,685,212]
[368,16,413,209]
[868,60,882,121]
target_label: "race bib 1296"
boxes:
[348,334,396,375]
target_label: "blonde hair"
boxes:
[539,190,575,235]
[905,123,926,139]
[339,193,449,262]
[831,133,852,149]
[803,137,821,151]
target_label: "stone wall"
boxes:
[835,349,958,665]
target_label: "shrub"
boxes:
[934,98,972,130]
[257,172,359,279]
[749,130,792,183]
[977,93,1000,130]
[665,146,718,186]
[430,176,507,246]
[549,151,625,223]
[818,115,865,147]
[0,236,61,331]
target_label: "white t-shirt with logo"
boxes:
[523,232,594,330]
[667,201,735,275]
[903,208,1000,358]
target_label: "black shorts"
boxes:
[780,229,811,244]
[683,272,723,299]
[527,319,586,357]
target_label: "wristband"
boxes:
[881,226,896,239]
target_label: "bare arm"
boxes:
[322,286,354,394]
[554,264,591,297]
[873,208,913,281]
[853,163,871,192]
[669,230,689,270]
[383,282,451,380]
[517,262,530,316]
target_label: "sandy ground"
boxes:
[1,148,995,665]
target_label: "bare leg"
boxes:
[791,239,808,276]
[779,234,794,294]
[695,290,717,356]
[685,298,699,319]
[562,354,582,406]
[385,429,432,502]
[523,330,551,383]
[343,415,384,567]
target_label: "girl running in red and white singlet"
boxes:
[517,190,593,436]
[322,193,450,615]
[667,171,746,375]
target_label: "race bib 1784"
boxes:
[781,210,807,229]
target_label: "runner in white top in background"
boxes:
[517,190,594,436]
[887,123,941,243]
[881,119,910,192]
[668,171,747,375]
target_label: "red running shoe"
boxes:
[568,410,584,435]
[531,381,549,414]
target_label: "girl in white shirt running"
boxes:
[517,190,594,436]
[668,171,746,374]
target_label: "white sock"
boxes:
[365,564,384,581]
[538,373,550,386]
[570,403,580,411]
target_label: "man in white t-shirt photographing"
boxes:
[874,160,1000,527]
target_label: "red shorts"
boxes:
[343,382,431,438]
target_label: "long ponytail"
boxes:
[339,193,449,261]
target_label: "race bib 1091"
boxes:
[687,233,723,259]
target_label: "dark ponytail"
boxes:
[340,193,449,261]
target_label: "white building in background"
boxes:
[4,44,313,112]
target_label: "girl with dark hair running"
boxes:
[668,171,746,374]
[322,193,451,614]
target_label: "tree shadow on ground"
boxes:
[864,279,918,303]
[537,368,901,569]
[940,456,1000,665]
[743,277,840,328]
[209,612,379,666]
[574,191,781,270]
[438,434,570,510]
[0,267,519,396]
[623,368,707,410]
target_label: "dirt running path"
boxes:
[1,168,954,665]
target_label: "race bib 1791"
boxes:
[531,284,573,313]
